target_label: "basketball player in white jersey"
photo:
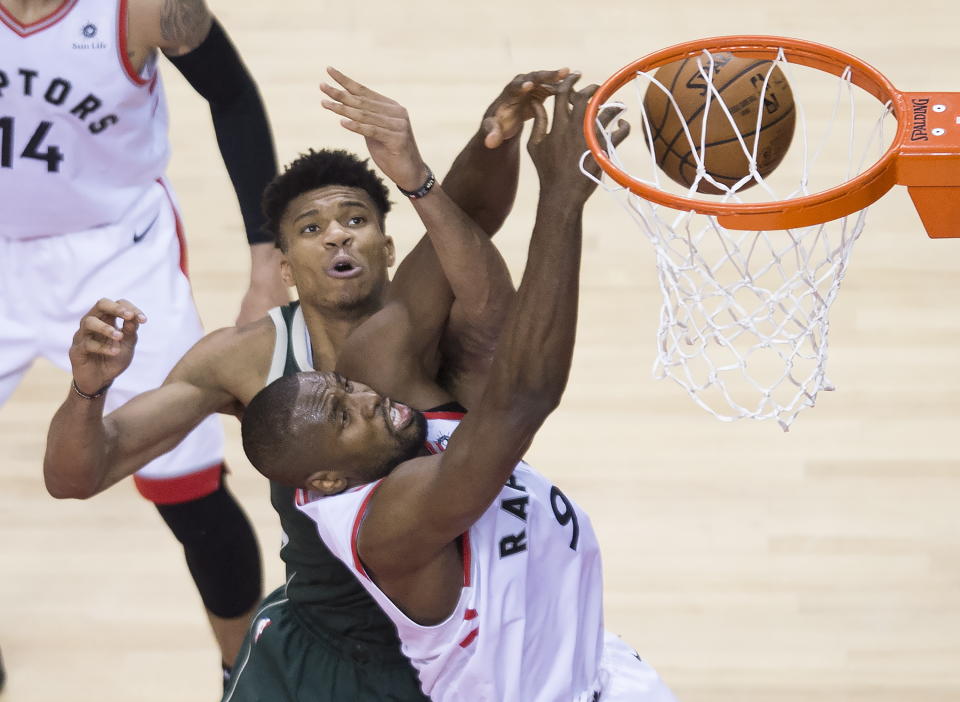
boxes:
[0,0,285,685]
[240,77,676,701]
[44,67,573,700]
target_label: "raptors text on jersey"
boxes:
[298,412,607,702]
[0,0,170,239]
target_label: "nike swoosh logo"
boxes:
[133,213,159,243]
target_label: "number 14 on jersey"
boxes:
[0,116,65,172]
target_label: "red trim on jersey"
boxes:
[422,411,463,454]
[464,609,478,621]
[350,479,385,578]
[173,204,188,275]
[295,488,327,506]
[423,411,466,420]
[422,413,472,586]
[461,531,472,586]
[133,463,223,504]
[458,628,479,648]
[117,0,149,86]
[0,0,77,37]
[156,178,189,275]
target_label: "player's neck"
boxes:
[299,303,376,371]
[1,0,67,24]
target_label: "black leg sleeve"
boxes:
[155,477,263,619]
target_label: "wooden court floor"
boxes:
[3,1,959,700]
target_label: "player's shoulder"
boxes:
[202,315,276,365]
[369,455,444,514]
[168,316,275,394]
[126,0,212,56]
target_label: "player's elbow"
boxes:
[44,476,97,500]
[528,393,563,420]
[42,460,100,500]
[513,376,566,417]
[490,392,560,435]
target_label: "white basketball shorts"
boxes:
[591,631,677,702]
[0,178,225,503]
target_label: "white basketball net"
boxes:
[584,49,893,429]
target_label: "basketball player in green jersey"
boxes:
[44,67,568,701]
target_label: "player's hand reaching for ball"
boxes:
[69,298,146,398]
[481,68,570,148]
[320,67,428,193]
[527,72,630,203]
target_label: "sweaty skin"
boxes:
[247,74,630,626]
[42,68,569,678]
[44,68,571,521]
[349,78,630,626]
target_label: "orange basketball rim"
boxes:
[584,35,960,238]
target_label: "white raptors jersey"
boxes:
[0,0,170,239]
[297,412,607,702]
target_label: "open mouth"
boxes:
[327,254,363,279]
[386,400,412,432]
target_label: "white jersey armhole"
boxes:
[266,307,288,384]
[290,305,314,371]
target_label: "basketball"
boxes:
[642,53,796,194]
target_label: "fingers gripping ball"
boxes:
[642,53,796,194]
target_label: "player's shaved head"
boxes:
[242,372,333,487]
[242,371,428,491]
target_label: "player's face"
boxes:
[297,372,427,485]
[279,186,395,313]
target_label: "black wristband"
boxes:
[72,379,113,400]
[397,167,436,200]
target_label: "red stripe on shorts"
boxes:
[133,462,223,504]
[156,178,189,275]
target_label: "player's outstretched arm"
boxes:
[321,69,514,387]
[362,75,631,575]
[442,68,569,235]
[131,0,286,325]
[421,69,570,404]
[43,300,238,498]
[383,68,569,326]
[323,70,567,403]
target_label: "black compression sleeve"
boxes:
[166,20,277,245]
[156,478,263,619]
